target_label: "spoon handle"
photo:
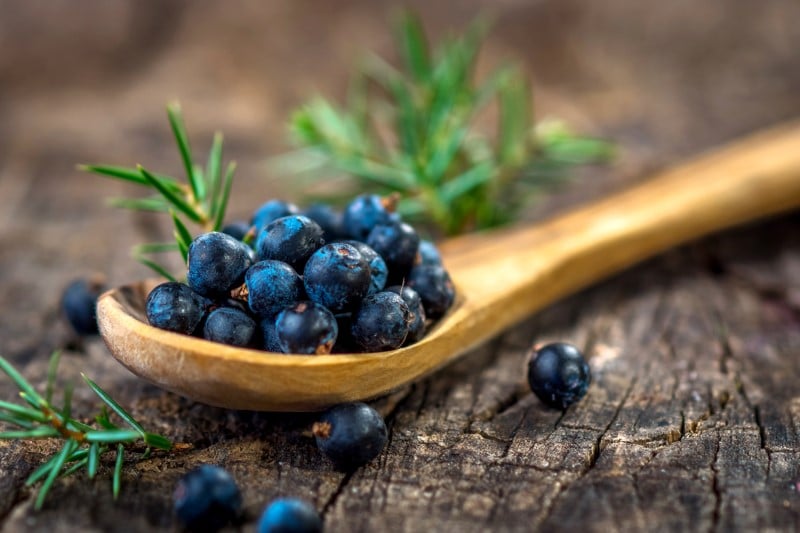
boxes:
[442,121,800,340]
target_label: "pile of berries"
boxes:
[145,194,455,354]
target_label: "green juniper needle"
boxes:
[0,353,172,509]
[276,10,613,236]
[80,103,236,278]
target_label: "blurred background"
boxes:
[1,0,800,352]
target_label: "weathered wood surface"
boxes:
[1,1,799,531]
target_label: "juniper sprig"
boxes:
[0,352,171,509]
[80,103,237,280]
[275,10,613,236]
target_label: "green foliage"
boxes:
[277,11,613,236]
[0,352,171,509]
[81,103,236,278]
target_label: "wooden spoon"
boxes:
[98,121,800,411]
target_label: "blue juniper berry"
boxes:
[244,260,305,318]
[258,497,322,533]
[221,220,251,242]
[256,215,325,271]
[312,402,388,470]
[275,301,338,355]
[61,276,106,335]
[187,232,253,298]
[173,464,242,533]
[342,193,399,240]
[385,285,426,345]
[251,199,299,232]
[303,203,345,242]
[203,307,257,347]
[416,240,442,267]
[527,342,591,409]
[366,221,420,282]
[351,292,410,351]
[340,240,388,295]
[406,264,455,319]
[260,316,283,353]
[303,243,371,313]
[146,281,209,335]
[330,313,358,353]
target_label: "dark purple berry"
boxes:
[61,277,106,335]
[385,285,426,344]
[221,220,251,241]
[146,282,208,335]
[260,316,283,352]
[187,232,253,298]
[312,402,387,470]
[342,194,399,240]
[203,307,256,347]
[341,240,388,295]
[173,464,241,533]
[303,243,371,313]
[351,292,410,351]
[251,199,299,231]
[275,302,338,355]
[258,498,322,533]
[256,215,325,271]
[245,261,304,318]
[417,240,442,266]
[331,314,358,353]
[366,222,420,281]
[406,265,455,318]
[303,203,345,241]
[527,342,591,409]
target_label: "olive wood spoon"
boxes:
[98,121,800,411]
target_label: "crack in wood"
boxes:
[503,423,531,465]
[752,405,772,480]
[590,377,637,470]
[732,374,771,480]
[713,312,734,376]
[710,430,722,533]
[464,427,512,446]
[680,410,687,440]
[534,376,638,529]
[320,470,354,523]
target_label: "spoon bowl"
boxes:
[98,121,800,411]
[98,280,471,411]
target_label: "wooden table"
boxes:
[1,1,799,531]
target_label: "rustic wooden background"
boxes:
[1,1,799,531]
